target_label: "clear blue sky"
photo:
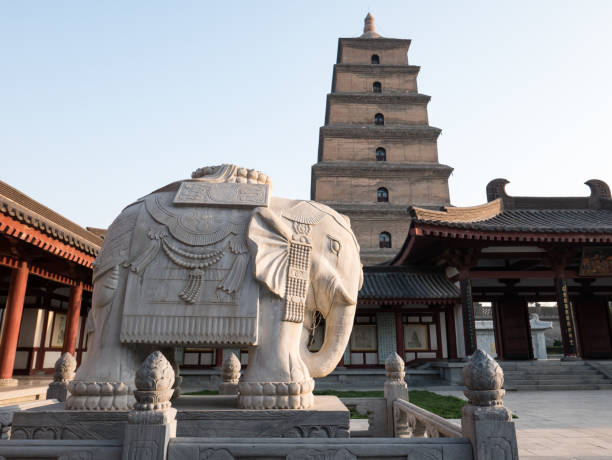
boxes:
[2,1,612,228]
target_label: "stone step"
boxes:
[506,383,612,391]
[505,376,609,382]
[504,378,610,385]
[503,370,602,376]
[504,373,608,379]
[499,362,589,368]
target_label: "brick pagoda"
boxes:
[311,14,452,265]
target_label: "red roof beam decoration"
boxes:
[0,213,97,268]
[0,255,93,292]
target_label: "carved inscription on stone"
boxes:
[174,182,270,207]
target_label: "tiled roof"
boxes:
[86,227,108,240]
[0,181,103,256]
[410,178,612,234]
[412,208,612,234]
[359,269,459,301]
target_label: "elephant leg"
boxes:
[163,346,183,402]
[67,275,141,411]
[238,294,314,410]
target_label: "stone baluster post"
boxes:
[219,353,241,395]
[461,349,518,460]
[46,352,76,402]
[384,352,409,436]
[122,351,176,460]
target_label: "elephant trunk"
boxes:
[300,302,356,378]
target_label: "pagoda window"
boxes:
[374,113,384,125]
[373,81,382,93]
[379,232,391,248]
[377,187,389,202]
[376,147,386,161]
[371,54,380,64]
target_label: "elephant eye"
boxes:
[328,236,341,256]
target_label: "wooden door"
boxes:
[574,297,612,359]
[496,299,533,360]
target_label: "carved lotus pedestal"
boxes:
[11,395,350,440]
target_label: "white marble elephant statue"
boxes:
[67,165,363,410]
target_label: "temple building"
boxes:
[334,177,612,372]
[0,181,101,383]
[394,178,612,361]
[311,14,453,265]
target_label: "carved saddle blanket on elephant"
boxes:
[96,185,261,346]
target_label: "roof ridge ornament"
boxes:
[585,179,611,199]
[360,12,381,38]
[486,178,510,203]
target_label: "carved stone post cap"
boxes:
[385,352,405,382]
[385,352,404,372]
[221,353,241,383]
[135,351,175,392]
[54,352,77,382]
[462,349,504,391]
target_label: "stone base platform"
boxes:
[11,395,349,440]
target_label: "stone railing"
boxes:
[339,397,387,437]
[393,399,462,438]
[332,349,519,460]
[0,349,518,460]
[340,352,462,439]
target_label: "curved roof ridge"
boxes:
[410,199,502,223]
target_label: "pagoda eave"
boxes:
[327,93,431,104]
[320,125,441,140]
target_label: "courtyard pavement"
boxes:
[0,377,51,406]
[435,389,612,460]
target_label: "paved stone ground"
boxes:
[436,389,612,460]
[0,377,51,406]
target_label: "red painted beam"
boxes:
[415,224,612,244]
[0,255,93,292]
[0,214,97,268]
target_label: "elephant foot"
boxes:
[238,378,315,409]
[170,375,183,403]
[65,380,132,411]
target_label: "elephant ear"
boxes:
[248,207,292,298]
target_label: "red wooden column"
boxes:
[0,260,29,385]
[460,278,477,356]
[447,248,480,357]
[62,282,83,355]
[446,304,458,360]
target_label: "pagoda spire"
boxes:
[360,13,381,38]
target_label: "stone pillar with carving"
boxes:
[461,349,518,460]
[46,352,76,402]
[219,353,241,395]
[122,351,176,460]
[384,352,409,436]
